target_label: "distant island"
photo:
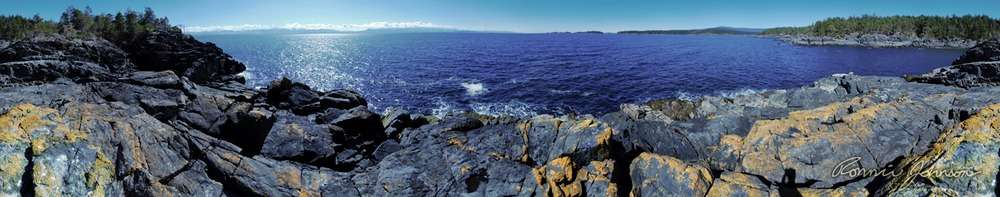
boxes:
[546,31,605,34]
[761,15,1000,48]
[618,26,764,35]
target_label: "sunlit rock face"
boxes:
[1,24,1000,196]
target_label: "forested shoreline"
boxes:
[763,15,1000,40]
[0,7,177,44]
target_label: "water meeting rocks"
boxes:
[909,39,1000,87]
[1,30,1000,196]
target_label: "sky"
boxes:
[3,0,1000,33]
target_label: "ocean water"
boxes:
[196,32,964,117]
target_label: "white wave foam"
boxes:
[548,89,576,94]
[461,82,488,96]
[431,99,458,118]
[673,91,698,101]
[671,88,770,101]
[429,99,542,118]
[716,88,768,98]
[470,101,540,118]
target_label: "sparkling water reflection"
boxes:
[197,33,964,116]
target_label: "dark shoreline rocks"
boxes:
[908,39,1000,88]
[771,34,979,48]
[0,29,999,196]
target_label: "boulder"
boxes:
[318,106,385,142]
[952,39,1000,65]
[266,77,368,115]
[381,107,415,139]
[188,129,361,196]
[260,111,337,166]
[218,102,275,155]
[629,152,713,197]
[322,89,368,109]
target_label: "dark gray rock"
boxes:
[953,39,1000,65]
[189,128,362,196]
[630,152,713,196]
[0,34,132,71]
[909,62,1000,88]
[260,111,337,166]
[87,82,188,120]
[218,102,275,155]
[909,39,1000,88]
[266,77,368,115]
[774,34,977,48]
[0,60,112,84]
[126,31,245,83]
[0,34,135,84]
[380,107,413,139]
[123,71,183,89]
[162,161,224,197]
[320,106,385,144]
[321,89,367,109]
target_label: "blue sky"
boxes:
[3,0,1000,33]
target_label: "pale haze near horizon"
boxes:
[2,0,1000,33]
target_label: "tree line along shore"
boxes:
[762,15,1000,40]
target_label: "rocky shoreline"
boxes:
[771,34,979,48]
[1,28,1000,196]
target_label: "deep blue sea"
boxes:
[196,32,965,117]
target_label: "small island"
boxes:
[618,26,763,35]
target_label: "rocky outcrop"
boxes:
[1,27,999,197]
[909,39,1000,88]
[0,35,133,84]
[953,39,1000,65]
[773,34,978,48]
[125,31,245,83]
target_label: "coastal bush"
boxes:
[763,15,1000,40]
[0,15,57,39]
[0,7,180,43]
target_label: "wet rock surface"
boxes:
[0,31,999,197]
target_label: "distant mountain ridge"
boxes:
[618,26,764,35]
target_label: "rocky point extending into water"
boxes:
[772,34,979,48]
[1,26,1000,196]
